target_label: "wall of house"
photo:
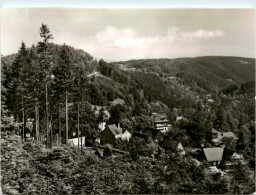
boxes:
[68,136,86,147]
[100,128,116,145]
[121,131,131,141]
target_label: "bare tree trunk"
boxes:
[35,103,39,143]
[65,91,68,145]
[22,99,25,142]
[77,102,80,152]
[50,114,53,147]
[16,114,19,135]
[38,107,40,143]
[59,105,61,145]
[46,82,49,148]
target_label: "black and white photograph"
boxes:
[1,5,255,194]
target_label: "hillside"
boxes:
[2,132,254,194]
[112,56,255,92]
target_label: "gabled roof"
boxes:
[150,129,163,139]
[106,124,122,136]
[203,148,224,162]
[212,128,220,134]
[160,139,185,154]
[177,142,185,155]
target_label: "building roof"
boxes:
[176,142,186,155]
[152,112,168,123]
[212,128,220,134]
[232,152,244,160]
[160,139,185,154]
[203,148,224,162]
[106,124,122,136]
[91,105,110,118]
[212,138,221,143]
[222,132,236,139]
[150,129,163,139]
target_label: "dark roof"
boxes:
[148,128,163,139]
[203,148,224,162]
[106,124,122,136]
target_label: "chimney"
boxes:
[117,123,120,129]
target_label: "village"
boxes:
[41,104,246,175]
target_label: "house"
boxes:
[221,132,237,140]
[232,152,244,161]
[145,127,164,143]
[175,116,189,124]
[211,128,223,146]
[222,147,236,161]
[132,131,148,139]
[99,121,106,131]
[160,138,185,155]
[151,112,171,133]
[68,136,86,147]
[203,147,224,166]
[100,124,131,145]
[91,105,110,120]
[211,128,222,139]
[121,130,132,141]
[211,129,237,146]
[100,124,122,145]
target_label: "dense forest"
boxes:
[1,24,255,194]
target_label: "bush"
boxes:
[103,145,112,158]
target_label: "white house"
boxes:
[68,136,86,147]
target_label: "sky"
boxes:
[1,8,255,62]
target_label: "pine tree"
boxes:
[52,44,73,145]
[37,23,54,147]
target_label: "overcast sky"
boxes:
[1,8,255,62]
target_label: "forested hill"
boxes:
[112,56,255,92]
[1,43,96,76]
[2,44,255,112]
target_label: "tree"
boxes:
[236,131,246,152]
[73,63,89,152]
[52,44,73,145]
[108,104,125,125]
[37,23,54,147]
[3,41,30,140]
